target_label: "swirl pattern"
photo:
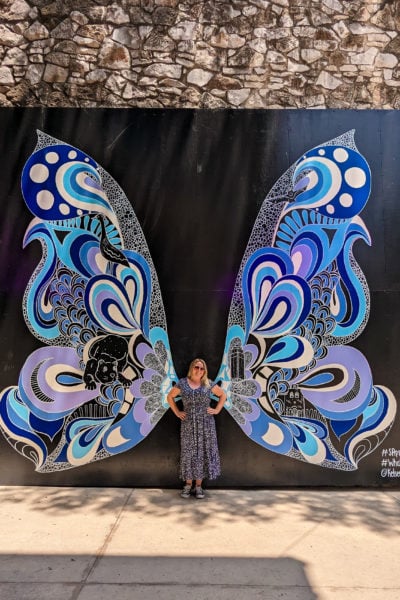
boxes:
[0,133,176,471]
[217,133,396,470]
[0,129,395,475]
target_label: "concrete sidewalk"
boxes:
[0,486,399,600]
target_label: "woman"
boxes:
[167,358,226,499]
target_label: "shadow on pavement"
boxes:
[0,486,399,537]
[0,554,318,600]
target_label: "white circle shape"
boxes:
[59,203,70,215]
[30,163,49,184]
[318,149,325,155]
[84,157,90,162]
[326,204,335,215]
[262,422,285,446]
[36,190,54,210]
[333,148,349,163]
[77,209,83,215]
[345,167,366,188]
[45,151,59,164]
[68,150,78,159]
[339,193,353,207]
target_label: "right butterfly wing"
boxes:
[215,131,396,470]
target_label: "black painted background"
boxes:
[0,108,399,487]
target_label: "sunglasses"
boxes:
[193,365,205,371]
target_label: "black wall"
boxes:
[0,108,399,487]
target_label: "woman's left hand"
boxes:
[207,407,220,415]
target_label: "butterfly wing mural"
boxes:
[0,131,177,471]
[0,128,396,475]
[215,130,397,470]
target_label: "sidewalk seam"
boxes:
[65,581,400,590]
[278,521,321,556]
[69,487,135,600]
[385,490,400,507]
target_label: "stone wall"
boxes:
[0,0,399,108]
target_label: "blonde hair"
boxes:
[187,357,210,387]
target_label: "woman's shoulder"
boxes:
[177,377,187,388]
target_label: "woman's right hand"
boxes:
[176,410,186,421]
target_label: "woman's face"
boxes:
[191,360,206,381]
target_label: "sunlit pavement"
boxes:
[1,486,399,599]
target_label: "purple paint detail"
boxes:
[133,398,153,436]
[136,342,152,363]
[84,176,102,191]
[293,174,310,193]
[292,345,372,418]
[142,368,159,381]
[86,246,103,275]
[238,398,261,435]
[20,346,97,416]
[130,380,143,396]
[244,344,259,368]
[291,243,313,279]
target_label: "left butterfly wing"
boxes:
[215,131,397,471]
[0,132,177,471]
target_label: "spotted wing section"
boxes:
[0,132,176,471]
[216,131,396,470]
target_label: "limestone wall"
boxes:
[0,0,399,108]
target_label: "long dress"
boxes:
[178,377,221,481]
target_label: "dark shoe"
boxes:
[181,484,192,499]
[195,486,205,499]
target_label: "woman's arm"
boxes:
[166,386,186,420]
[207,384,227,415]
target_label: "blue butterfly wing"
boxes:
[0,132,177,471]
[216,131,397,470]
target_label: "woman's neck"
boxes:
[187,376,201,388]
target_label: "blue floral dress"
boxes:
[178,378,221,481]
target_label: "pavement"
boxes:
[0,486,399,600]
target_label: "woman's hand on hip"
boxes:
[207,407,220,415]
[176,410,186,420]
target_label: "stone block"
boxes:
[211,29,246,48]
[45,52,71,68]
[43,63,69,83]
[51,19,80,39]
[144,63,182,78]
[316,70,342,89]
[73,36,101,49]
[301,49,322,63]
[85,69,108,84]
[0,66,15,85]
[98,42,131,70]
[153,7,178,25]
[227,87,251,105]
[187,68,213,86]
[70,11,89,26]
[2,0,30,21]
[169,21,199,41]
[143,31,175,52]
[375,53,398,69]
[3,48,28,66]
[78,25,110,43]
[0,25,24,46]
[351,47,379,65]
[105,5,130,25]
[24,22,49,41]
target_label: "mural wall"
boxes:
[0,108,399,487]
